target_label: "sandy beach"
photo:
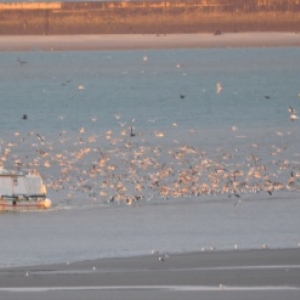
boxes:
[0,248,299,300]
[1,32,300,51]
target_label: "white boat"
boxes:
[0,170,51,211]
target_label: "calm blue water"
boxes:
[1,48,299,133]
[0,47,300,267]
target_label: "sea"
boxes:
[0,46,300,267]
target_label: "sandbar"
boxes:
[0,248,299,299]
[1,32,300,51]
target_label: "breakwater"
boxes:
[1,0,300,35]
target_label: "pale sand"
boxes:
[0,249,299,300]
[1,32,300,51]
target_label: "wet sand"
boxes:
[1,32,300,51]
[0,248,299,299]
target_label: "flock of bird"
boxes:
[2,58,300,205]
[1,109,299,207]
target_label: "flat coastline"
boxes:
[1,32,300,51]
[0,248,299,300]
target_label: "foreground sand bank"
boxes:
[0,248,299,300]
[1,32,300,51]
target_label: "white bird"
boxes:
[231,126,238,132]
[290,113,299,121]
[151,249,159,255]
[216,82,223,94]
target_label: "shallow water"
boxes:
[0,47,300,267]
[0,195,300,268]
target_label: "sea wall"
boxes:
[1,0,300,35]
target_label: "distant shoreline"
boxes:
[1,32,300,51]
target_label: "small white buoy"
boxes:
[77,85,85,91]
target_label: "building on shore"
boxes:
[0,0,300,35]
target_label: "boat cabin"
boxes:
[0,170,51,210]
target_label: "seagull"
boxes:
[231,126,238,132]
[288,106,296,114]
[216,82,223,94]
[290,113,299,121]
[28,132,44,142]
[288,106,299,121]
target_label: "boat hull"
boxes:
[0,199,51,211]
